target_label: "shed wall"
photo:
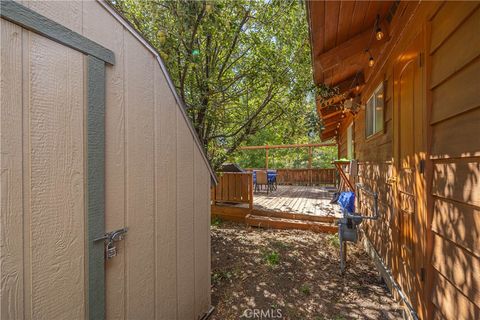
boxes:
[1,1,212,319]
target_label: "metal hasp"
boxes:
[339,184,379,273]
[94,228,128,260]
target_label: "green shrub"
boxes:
[327,234,340,248]
[263,250,280,266]
[211,216,222,227]
[300,284,311,296]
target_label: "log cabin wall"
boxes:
[427,2,480,319]
[334,2,480,319]
[1,1,213,319]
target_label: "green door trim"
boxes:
[0,0,115,64]
[1,2,113,319]
[87,56,107,320]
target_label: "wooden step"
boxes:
[211,205,251,223]
[252,209,338,224]
[245,214,338,234]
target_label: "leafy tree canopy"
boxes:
[112,0,332,168]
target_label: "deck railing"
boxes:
[246,168,336,186]
[211,172,254,209]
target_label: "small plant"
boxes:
[300,284,311,296]
[211,269,233,284]
[211,216,222,227]
[327,234,340,248]
[263,250,280,266]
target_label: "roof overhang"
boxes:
[307,0,397,141]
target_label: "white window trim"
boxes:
[365,82,384,138]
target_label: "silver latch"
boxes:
[94,227,128,260]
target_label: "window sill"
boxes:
[365,130,384,142]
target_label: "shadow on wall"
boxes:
[430,156,480,318]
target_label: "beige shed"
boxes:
[1,1,216,319]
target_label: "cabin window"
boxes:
[365,82,384,137]
[347,123,354,159]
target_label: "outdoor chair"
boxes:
[254,170,271,194]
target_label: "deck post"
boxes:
[249,173,254,211]
[265,147,269,170]
[308,147,312,186]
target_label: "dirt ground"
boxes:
[210,221,402,320]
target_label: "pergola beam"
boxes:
[239,142,336,150]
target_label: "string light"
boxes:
[376,28,384,41]
[375,15,384,40]
[368,52,375,67]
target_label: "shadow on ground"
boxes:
[211,222,403,320]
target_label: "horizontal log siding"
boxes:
[428,3,480,319]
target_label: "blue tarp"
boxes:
[338,191,355,214]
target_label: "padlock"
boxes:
[106,241,117,259]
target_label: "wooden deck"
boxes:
[253,185,341,217]
[211,185,341,233]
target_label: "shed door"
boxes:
[1,2,110,317]
[392,31,427,318]
[1,22,89,319]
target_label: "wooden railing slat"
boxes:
[212,172,253,205]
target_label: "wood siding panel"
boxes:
[430,2,480,54]
[432,272,480,320]
[431,107,480,158]
[0,19,24,320]
[154,68,178,319]
[82,3,126,318]
[124,31,155,319]
[194,148,211,317]
[432,234,480,307]
[432,197,480,258]
[28,33,86,319]
[431,7,480,87]
[429,3,480,318]
[431,58,480,124]
[432,159,480,207]
[25,0,82,34]
[176,113,196,320]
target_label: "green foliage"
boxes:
[327,234,340,248]
[263,250,280,266]
[300,283,311,296]
[111,0,317,169]
[211,269,234,284]
[232,145,337,169]
[211,216,222,227]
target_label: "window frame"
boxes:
[365,82,385,138]
[347,122,354,159]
